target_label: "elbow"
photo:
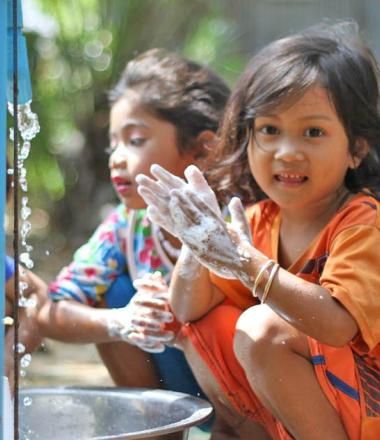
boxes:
[321,320,359,348]
[170,301,202,324]
[170,304,191,324]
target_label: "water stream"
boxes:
[8,100,40,419]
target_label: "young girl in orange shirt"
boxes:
[137,22,380,439]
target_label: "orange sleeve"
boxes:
[320,225,380,351]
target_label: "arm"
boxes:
[250,264,358,347]
[5,268,47,352]
[38,206,128,343]
[38,299,118,343]
[170,190,358,347]
[169,247,225,323]
[39,272,175,349]
[5,268,48,390]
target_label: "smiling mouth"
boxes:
[274,173,308,184]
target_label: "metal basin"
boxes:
[19,387,213,439]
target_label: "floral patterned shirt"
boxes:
[49,205,173,306]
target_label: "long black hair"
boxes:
[209,21,380,205]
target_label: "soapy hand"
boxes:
[168,190,254,286]
[107,272,175,353]
[137,165,254,287]
[136,164,221,237]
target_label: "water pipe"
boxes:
[7,0,32,105]
[0,0,8,431]
[1,0,32,435]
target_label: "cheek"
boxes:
[247,148,265,180]
[247,147,255,173]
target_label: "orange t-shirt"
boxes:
[210,193,380,357]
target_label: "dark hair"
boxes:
[209,21,380,205]
[109,48,230,155]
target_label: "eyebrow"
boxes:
[109,120,149,136]
[256,114,333,122]
[298,115,333,121]
[120,120,149,129]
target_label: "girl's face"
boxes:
[109,90,196,209]
[248,85,357,216]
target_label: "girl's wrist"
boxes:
[238,246,274,294]
[248,257,280,301]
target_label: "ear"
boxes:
[190,130,217,168]
[349,137,370,169]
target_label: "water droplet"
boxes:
[23,396,32,406]
[20,252,34,269]
[20,370,26,377]
[20,353,32,368]
[19,297,29,307]
[26,297,37,308]
[15,343,25,354]
[45,250,50,256]
[19,281,28,292]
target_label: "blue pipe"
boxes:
[1,0,8,432]
[7,0,32,105]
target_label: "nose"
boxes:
[109,143,127,169]
[273,137,305,162]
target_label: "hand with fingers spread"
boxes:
[137,164,256,287]
[169,190,255,287]
[108,272,175,353]
[136,164,221,238]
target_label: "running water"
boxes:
[8,100,40,307]
[8,101,40,398]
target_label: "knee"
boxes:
[233,305,289,370]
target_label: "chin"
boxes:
[120,195,146,210]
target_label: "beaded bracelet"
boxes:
[261,263,280,303]
[252,259,275,298]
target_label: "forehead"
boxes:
[110,90,146,125]
[258,85,338,119]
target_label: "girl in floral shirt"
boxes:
[39,49,230,418]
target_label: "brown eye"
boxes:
[130,137,146,147]
[305,127,324,138]
[259,125,279,135]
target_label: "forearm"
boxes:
[4,314,42,368]
[38,299,119,344]
[170,247,225,323]
[247,256,358,346]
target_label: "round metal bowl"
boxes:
[19,387,213,439]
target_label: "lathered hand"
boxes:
[168,189,254,287]
[136,164,220,237]
[108,273,175,353]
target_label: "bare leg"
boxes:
[97,342,183,440]
[178,335,271,440]
[234,305,349,440]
